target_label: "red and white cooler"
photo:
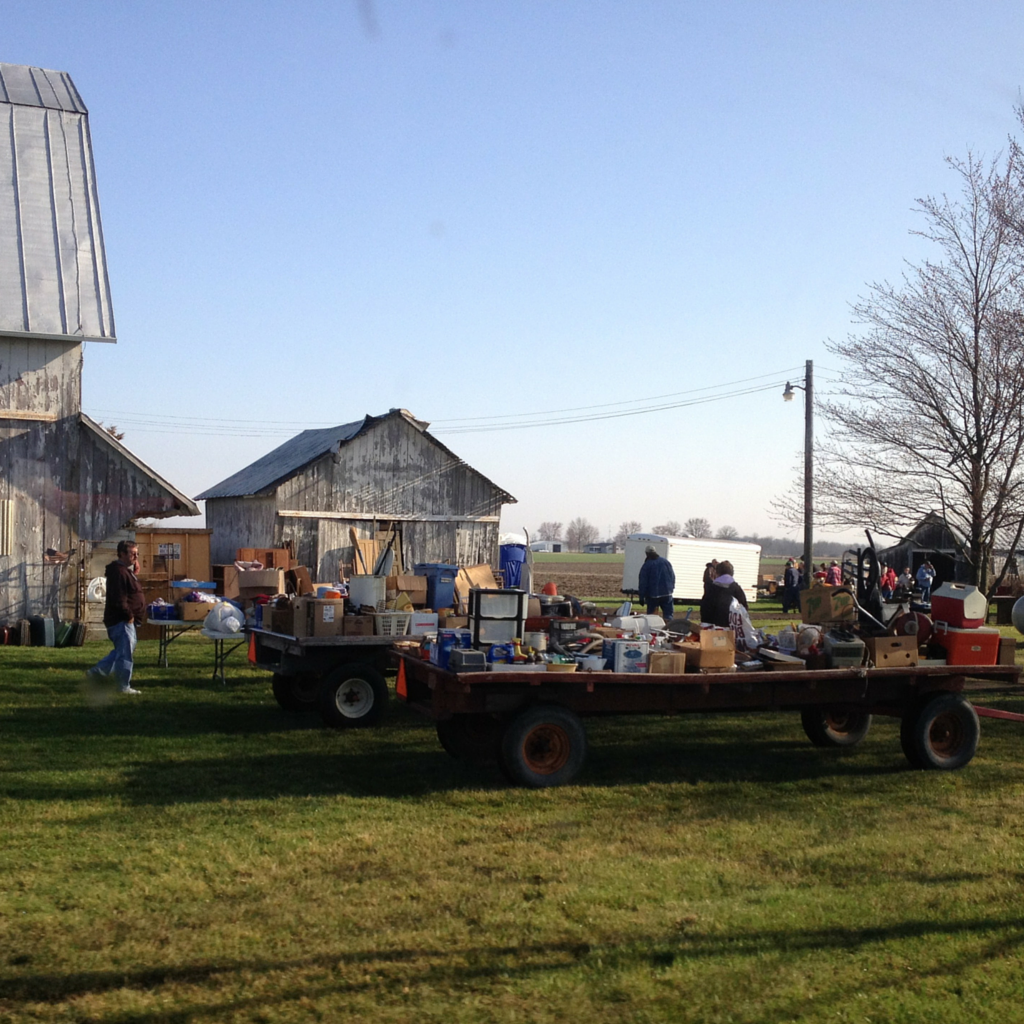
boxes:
[930,582,988,629]
[932,622,1000,666]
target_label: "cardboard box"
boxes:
[999,635,1018,666]
[676,628,736,670]
[177,601,210,621]
[648,651,687,675]
[286,566,315,596]
[236,568,286,596]
[602,638,649,673]
[408,612,439,634]
[343,614,376,637]
[438,614,469,629]
[865,634,919,667]
[386,575,428,605]
[800,585,856,624]
[266,605,295,635]
[307,598,346,637]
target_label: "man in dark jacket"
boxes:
[699,560,748,627]
[638,546,676,620]
[87,539,146,695]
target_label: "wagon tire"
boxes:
[902,692,979,770]
[436,714,503,765]
[498,705,587,788]
[271,672,321,712]
[317,663,389,729]
[800,707,872,748]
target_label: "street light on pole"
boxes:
[783,359,813,589]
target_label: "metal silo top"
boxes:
[0,62,115,342]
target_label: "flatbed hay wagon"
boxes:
[395,655,1023,788]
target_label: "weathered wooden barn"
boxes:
[0,63,198,624]
[197,409,516,580]
[876,512,967,587]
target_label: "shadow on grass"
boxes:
[2,915,1022,1019]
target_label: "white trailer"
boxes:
[621,533,762,604]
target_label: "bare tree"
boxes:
[614,520,643,547]
[99,422,125,441]
[684,517,712,538]
[651,520,682,536]
[536,521,563,541]
[566,517,599,552]
[716,525,739,540]
[801,150,1024,594]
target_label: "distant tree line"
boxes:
[538,518,849,556]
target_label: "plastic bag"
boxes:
[728,598,763,652]
[204,601,243,634]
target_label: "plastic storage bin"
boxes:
[348,575,386,612]
[414,563,459,610]
[468,588,527,649]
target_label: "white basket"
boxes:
[374,611,411,636]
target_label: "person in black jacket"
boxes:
[699,560,748,627]
[87,540,146,695]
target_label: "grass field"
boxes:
[2,633,1024,1022]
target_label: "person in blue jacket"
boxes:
[916,559,936,602]
[638,546,676,621]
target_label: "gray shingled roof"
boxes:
[0,63,115,341]
[196,419,368,500]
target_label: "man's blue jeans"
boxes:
[646,596,674,620]
[91,620,137,691]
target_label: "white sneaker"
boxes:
[120,686,141,695]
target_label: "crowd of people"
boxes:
[777,554,939,614]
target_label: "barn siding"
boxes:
[205,496,279,565]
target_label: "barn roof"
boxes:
[195,409,516,504]
[196,418,367,500]
[0,63,115,342]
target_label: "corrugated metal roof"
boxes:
[0,63,115,341]
[195,419,368,499]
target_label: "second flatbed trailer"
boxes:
[396,655,1023,787]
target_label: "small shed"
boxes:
[197,409,516,581]
[584,542,618,554]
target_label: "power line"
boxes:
[88,365,807,438]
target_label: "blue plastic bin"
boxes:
[499,543,527,588]
[414,563,459,611]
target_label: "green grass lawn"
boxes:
[2,637,1024,1022]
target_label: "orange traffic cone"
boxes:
[396,659,407,700]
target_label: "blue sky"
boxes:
[7,1,1024,543]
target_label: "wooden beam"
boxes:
[278,510,500,523]
[0,409,58,422]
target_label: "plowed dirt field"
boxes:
[532,560,625,599]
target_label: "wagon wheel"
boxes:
[271,672,321,712]
[901,692,979,770]
[436,714,504,765]
[800,707,872,748]
[498,705,587,788]
[317,662,389,729]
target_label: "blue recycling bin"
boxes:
[499,543,527,588]
[413,563,459,610]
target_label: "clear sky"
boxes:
[6,1,1024,545]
